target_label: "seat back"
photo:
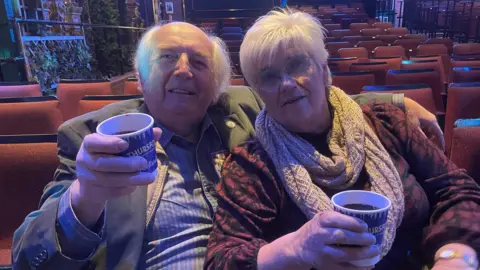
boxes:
[362,84,436,114]
[326,42,353,58]
[453,43,480,55]
[449,126,480,182]
[403,34,426,40]
[331,29,353,38]
[374,35,401,45]
[338,47,369,60]
[123,80,142,95]
[417,44,448,56]
[411,54,450,83]
[0,96,63,135]
[0,135,59,266]
[57,81,112,121]
[328,57,359,72]
[324,24,342,33]
[394,39,422,58]
[373,46,406,59]
[221,26,243,33]
[373,22,393,30]
[361,28,383,36]
[350,62,388,85]
[357,40,385,57]
[78,95,143,115]
[426,38,454,55]
[387,27,409,35]
[451,67,480,83]
[230,76,246,86]
[332,71,375,95]
[0,83,41,98]
[401,59,447,85]
[386,69,445,114]
[350,23,371,31]
[341,35,372,45]
[221,33,244,40]
[445,83,480,154]
[370,57,402,70]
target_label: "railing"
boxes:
[4,18,147,92]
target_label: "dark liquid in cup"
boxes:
[343,203,378,211]
[112,130,137,135]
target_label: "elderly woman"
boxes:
[205,9,480,270]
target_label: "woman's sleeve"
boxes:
[367,103,480,264]
[205,143,285,270]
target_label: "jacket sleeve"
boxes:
[12,124,101,270]
[205,144,284,270]
[367,103,480,265]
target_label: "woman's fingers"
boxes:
[322,228,376,246]
[315,211,369,233]
[323,245,380,262]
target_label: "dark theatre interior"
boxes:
[1,0,480,269]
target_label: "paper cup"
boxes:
[96,113,158,177]
[331,190,391,267]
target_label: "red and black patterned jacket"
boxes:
[205,103,480,270]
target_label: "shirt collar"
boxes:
[154,115,216,147]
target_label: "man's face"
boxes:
[142,23,216,126]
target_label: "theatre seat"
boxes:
[124,79,142,95]
[445,82,480,155]
[0,135,59,266]
[0,83,41,98]
[451,67,480,83]
[332,71,375,95]
[78,95,143,115]
[350,62,389,85]
[362,84,436,114]
[57,80,112,121]
[449,126,480,183]
[0,96,63,135]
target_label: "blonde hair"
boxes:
[240,8,331,88]
[134,22,231,100]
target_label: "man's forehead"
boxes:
[154,24,213,54]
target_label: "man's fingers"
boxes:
[153,128,162,142]
[316,212,368,233]
[83,134,128,154]
[82,154,148,173]
[323,245,380,262]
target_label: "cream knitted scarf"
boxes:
[255,86,404,257]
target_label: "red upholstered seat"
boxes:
[57,80,112,121]
[387,27,409,35]
[78,95,143,116]
[350,62,389,85]
[326,42,353,58]
[338,47,369,61]
[0,83,41,98]
[451,67,480,83]
[124,80,142,95]
[373,46,406,59]
[425,38,453,55]
[332,71,375,95]
[0,135,59,266]
[449,126,480,183]
[0,96,63,135]
[445,83,480,155]
[328,57,359,72]
[386,69,445,115]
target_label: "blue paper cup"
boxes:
[96,113,158,177]
[331,190,391,267]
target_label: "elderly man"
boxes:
[12,22,440,269]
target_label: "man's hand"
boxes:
[70,128,162,228]
[404,97,445,151]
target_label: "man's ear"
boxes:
[322,64,332,86]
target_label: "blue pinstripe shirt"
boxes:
[141,117,224,269]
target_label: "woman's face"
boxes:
[255,48,331,134]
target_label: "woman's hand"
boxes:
[258,211,380,270]
[431,260,476,270]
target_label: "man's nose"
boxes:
[174,53,193,79]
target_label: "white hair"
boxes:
[240,8,331,88]
[134,23,231,100]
